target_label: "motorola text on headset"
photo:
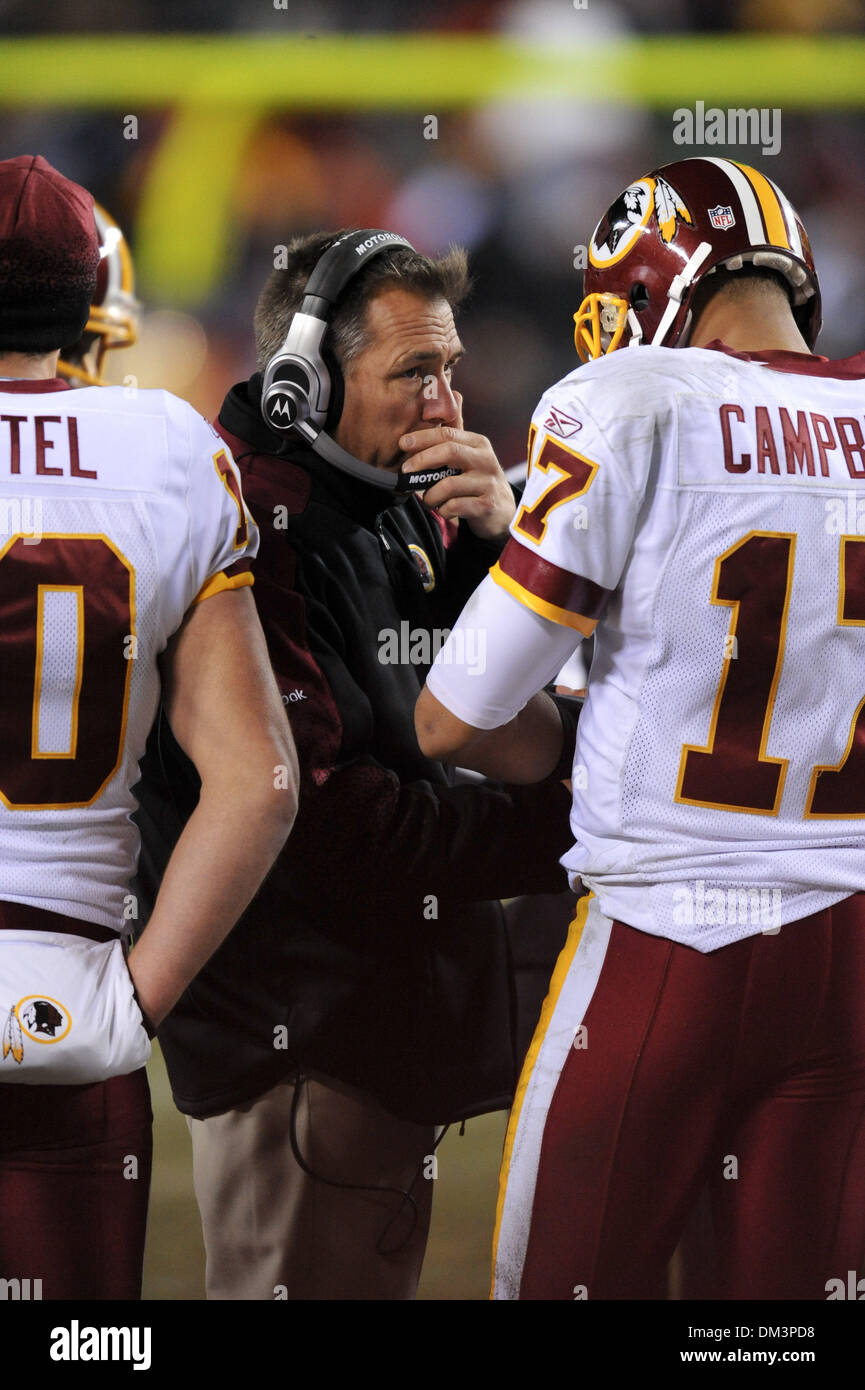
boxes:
[260,228,460,493]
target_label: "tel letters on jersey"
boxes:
[0,382,257,1080]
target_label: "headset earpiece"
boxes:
[260,229,414,443]
[261,312,332,432]
[261,365,313,429]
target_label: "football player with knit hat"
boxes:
[0,156,298,1299]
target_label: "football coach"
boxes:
[135,228,579,1300]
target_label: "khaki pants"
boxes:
[187,1071,435,1300]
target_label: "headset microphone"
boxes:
[261,228,460,493]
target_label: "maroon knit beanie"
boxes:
[0,155,100,353]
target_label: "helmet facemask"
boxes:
[573,292,629,363]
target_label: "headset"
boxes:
[260,228,459,493]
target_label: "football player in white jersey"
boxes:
[415,157,865,1300]
[0,155,298,1299]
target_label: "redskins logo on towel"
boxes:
[2,995,72,1063]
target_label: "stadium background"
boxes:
[2,0,863,1300]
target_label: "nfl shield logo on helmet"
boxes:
[708,205,736,230]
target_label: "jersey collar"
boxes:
[0,378,75,392]
[705,340,865,379]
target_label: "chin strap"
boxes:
[650,240,713,347]
[625,308,643,348]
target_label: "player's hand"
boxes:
[399,392,516,541]
[125,953,161,1036]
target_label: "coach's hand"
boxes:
[399,392,515,542]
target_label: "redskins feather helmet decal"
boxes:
[573,157,820,362]
[653,174,693,245]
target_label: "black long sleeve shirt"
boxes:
[134,376,575,1123]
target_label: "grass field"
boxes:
[141,1043,508,1301]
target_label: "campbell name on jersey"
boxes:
[492,343,865,948]
[0,382,258,932]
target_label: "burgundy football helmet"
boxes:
[59,201,139,386]
[573,157,821,362]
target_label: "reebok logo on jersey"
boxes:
[544,407,582,438]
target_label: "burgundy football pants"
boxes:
[500,894,865,1300]
[0,1068,152,1299]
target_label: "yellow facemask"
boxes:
[573,292,629,363]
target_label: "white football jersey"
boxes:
[427,344,865,949]
[0,380,258,933]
